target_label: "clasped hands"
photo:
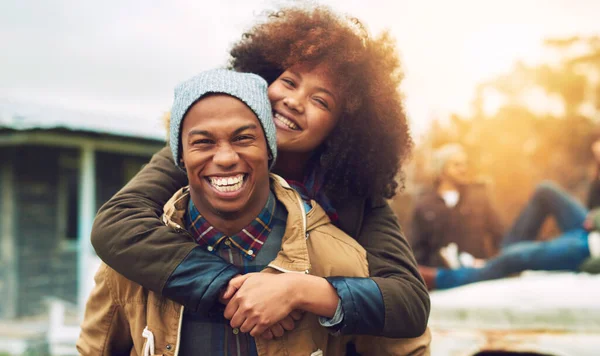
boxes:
[218,272,304,339]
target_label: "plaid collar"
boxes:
[185,191,277,260]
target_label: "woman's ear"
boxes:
[180,158,186,171]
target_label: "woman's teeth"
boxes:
[274,112,299,130]
[209,174,245,192]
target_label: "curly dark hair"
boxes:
[228,6,412,200]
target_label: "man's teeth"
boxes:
[209,175,245,192]
[274,112,299,130]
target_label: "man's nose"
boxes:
[213,143,239,168]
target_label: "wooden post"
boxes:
[1,158,17,319]
[77,144,96,318]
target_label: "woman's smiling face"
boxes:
[268,62,342,154]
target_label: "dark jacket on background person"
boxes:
[587,171,600,210]
[90,146,429,338]
[410,182,504,267]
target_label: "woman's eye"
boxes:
[281,78,295,87]
[314,97,330,110]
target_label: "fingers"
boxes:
[258,330,274,340]
[220,283,238,302]
[240,316,257,334]
[269,323,285,338]
[230,273,254,289]
[234,316,293,339]
[223,274,253,300]
[249,321,270,338]
[229,307,246,329]
[290,309,304,321]
[278,316,295,331]
[223,298,239,321]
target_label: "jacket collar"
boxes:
[162,173,333,274]
[185,191,277,260]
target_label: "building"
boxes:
[0,99,166,354]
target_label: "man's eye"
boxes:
[193,139,214,145]
[234,135,254,142]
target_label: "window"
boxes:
[57,151,80,247]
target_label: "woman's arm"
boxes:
[409,205,433,266]
[223,273,340,337]
[91,146,240,313]
[346,198,430,338]
[223,199,429,338]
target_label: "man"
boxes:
[419,138,600,290]
[411,143,504,268]
[421,180,600,290]
[77,69,430,355]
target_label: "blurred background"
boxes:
[1,0,600,355]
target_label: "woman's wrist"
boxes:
[289,274,339,318]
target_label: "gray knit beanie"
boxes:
[170,69,277,169]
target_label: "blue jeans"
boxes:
[436,182,590,289]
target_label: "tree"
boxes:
[395,36,600,231]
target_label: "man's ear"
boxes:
[180,158,186,171]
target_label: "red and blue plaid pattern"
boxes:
[180,191,287,356]
[186,192,277,260]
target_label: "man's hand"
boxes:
[223,273,299,337]
[256,310,305,340]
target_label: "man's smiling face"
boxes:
[181,94,270,220]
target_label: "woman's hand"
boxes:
[221,273,305,339]
[223,273,298,337]
[223,273,339,337]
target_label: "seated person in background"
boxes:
[77,69,430,355]
[410,143,504,268]
[420,136,600,289]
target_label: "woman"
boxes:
[91,6,428,339]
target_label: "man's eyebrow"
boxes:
[232,124,258,136]
[187,129,213,137]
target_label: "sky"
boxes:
[2,0,600,139]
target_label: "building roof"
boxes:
[0,98,166,142]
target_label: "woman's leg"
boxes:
[436,228,590,289]
[502,181,588,248]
